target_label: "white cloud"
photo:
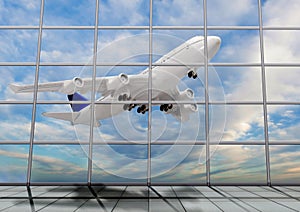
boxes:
[0,1,39,25]
[154,0,203,25]
[263,0,300,26]
[0,148,86,176]
[207,0,258,25]
[207,1,300,141]
[99,0,147,25]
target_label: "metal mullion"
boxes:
[0,26,39,30]
[43,62,148,66]
[263,26,300,30]
[203,0,210,186]
[9,100,300,105]
[2,25,300,30]
[0,62,36,66]
[153,26,259,30]
[98,26,149,30]
[26,0,45,186]
[87,0,99,185]
[3,140,300,145]
[2,62,300,67]
[147,0,153,186]
[258,0,271,186]
[43,26,94,30]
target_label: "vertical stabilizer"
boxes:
[67,92,89,112]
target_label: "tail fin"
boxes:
[67,92,89,112]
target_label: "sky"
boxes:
[0,0,300,184]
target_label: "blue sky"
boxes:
[0,0,300,184]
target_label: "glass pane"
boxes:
[266,68,300,102]
[37,66,91,101]
[262,1,300,27]
[264,31,300,63]
[268,105,300,142]
[153,0,203,26]
[208,30,261,63]
[0,1,40,25]
[93,103,149,143]
[92,145,147,183]
[34,104,83,142]
[0,66,35,101]
[40,30,94,62]
[97,31,149,63]
[210,67,262,102]
[210,145,266,184]
[270,145,300,184]
[153,31,204,49]
[43,0,96,26]
[151,104,205,142]
[151,145,206,183]
[207,0,259,26]
[0,145,28,183]
[152,32,205,102]
[0,104,32,141]
[0,30,38,62]
[210,105,264,142]
[31,145,88,182]
[99,0,149,26]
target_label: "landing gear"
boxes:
[187,70,197,79]
[160,104,173,112]
[137,105,148,114]
[123,103,136,111]
[118,93,131,101]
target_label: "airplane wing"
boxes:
[9,73,148,96]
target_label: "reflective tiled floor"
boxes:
[0,186,299,211]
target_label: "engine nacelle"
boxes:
[60,77,84,94]
[183,103,198,113]
[107,73,129,91]
[179,88,194,100]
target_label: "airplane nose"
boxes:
[210,36,221,45]
[207,36,221,59]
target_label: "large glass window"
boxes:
[0,0,299,186]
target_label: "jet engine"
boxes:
[107,73,129,91]
[60,77,84,94]
[184,103,198,113]
[179,88,194,100]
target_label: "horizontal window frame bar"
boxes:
[0,182,299,186]
[1,25,300,30]
[2,101,300,105]
[2,62,300,67]
[1,141,300,145]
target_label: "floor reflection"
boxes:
[0,185,299,211]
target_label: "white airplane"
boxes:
[10,36,221,127]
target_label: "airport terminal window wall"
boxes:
[0,0,300,185]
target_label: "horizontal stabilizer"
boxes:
[42,112,101,127]
[42,112,79,123]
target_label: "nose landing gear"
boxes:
[187,70,197,79]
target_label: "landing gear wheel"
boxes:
[192,73,197,79]
[123,104,129,111]
[188,71,193,78]
[160,105,164,111]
